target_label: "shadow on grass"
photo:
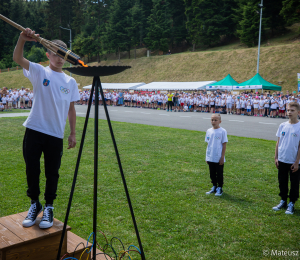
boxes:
[221,192,253,205]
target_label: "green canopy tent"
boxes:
[234,73,281,91]
[206,74,239,90]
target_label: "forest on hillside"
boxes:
[0,0,299,69]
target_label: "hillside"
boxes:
[1,42,300,92]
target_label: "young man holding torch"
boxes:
[13,28,80,229]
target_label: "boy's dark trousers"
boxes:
[278,161,300,203]
[23,128,63,205]
[208,161,224,187]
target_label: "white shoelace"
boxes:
[27,203,37,219]
[42,206,54,221]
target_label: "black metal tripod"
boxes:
[56,66,146,260]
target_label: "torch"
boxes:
[0,14,88,67]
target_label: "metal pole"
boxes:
[69,29,72,77]
[93,77,99,259]
[59,26,72,76]
[257,0,263,74]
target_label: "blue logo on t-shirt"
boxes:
[207,137,210,141]
[282,132,285,136]
[43,79,50,86]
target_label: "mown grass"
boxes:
[0,109,30,114]
[0,117,299,260]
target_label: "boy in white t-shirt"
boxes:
[13,28,80,229]
[205,114,228,196]
[273,102,300,214]
[0,102,4,111]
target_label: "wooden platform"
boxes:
[0,211,106,260]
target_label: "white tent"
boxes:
[83,82,146,90]
[135,81,216,91]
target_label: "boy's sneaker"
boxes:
[206,186,216,195]
[39,204,54,229]
[215,187,223,196]
[285,202,295,215]
[22,200,43,227]
[272,200,287,211]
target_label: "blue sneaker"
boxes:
[206,186,216,195]
[285,202,294,215]
[22,200,43,227]
[39,204,54,229]
[215,187,223,196]
[272,200,287,211]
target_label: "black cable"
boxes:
[110,236,125,252]
[73,242,85,257]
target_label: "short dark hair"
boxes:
[288,102,300,111]
[47,39,67,53]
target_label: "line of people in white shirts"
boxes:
[78,90,299,118]
[0,88,34,111]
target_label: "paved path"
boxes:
[0,107,284,141]
[0,112,30,118]
[75,105,285,141]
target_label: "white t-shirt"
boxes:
[226,95,232,104]
[205,127,228,163]
[276,121,300,164]
[270,98,277,109]
[19,90,26,96]
[23,62,80,139]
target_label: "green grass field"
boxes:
[0,117,299,259]
[0,109,30,114]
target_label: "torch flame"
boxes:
[78,60,88,67]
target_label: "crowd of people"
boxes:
[0,87,33,111]
[78,89,300,118]
[1,87,299,119]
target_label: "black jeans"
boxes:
[278,161,300,203]
[167,101,173,111]
[23,128,63,204]
[208,161,224,187]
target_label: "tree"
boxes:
[127,1,144,59]
[197,0,237,46]
[140,0,153,40]
[41,0,62,40]
[263,0,285,35]
[184,0,202,51]
[185,0,237,50]
[144,0,171,53]
[25,45,48,63]
[42,0,77,44]
[106,0,133,61]
[0,0,11,61]
[169,0,188,48]
[280,0,300,26]
[239,2,260,47]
